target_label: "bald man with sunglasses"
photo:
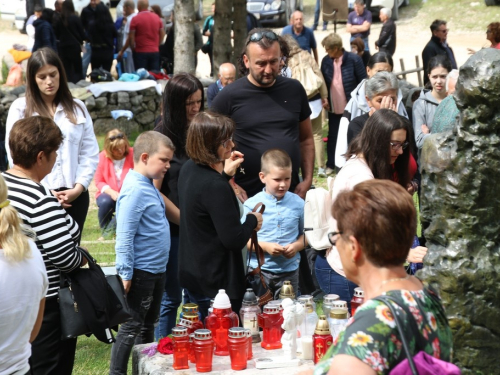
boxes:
[211,29,314,201]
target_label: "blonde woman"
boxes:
[0,174,48,375]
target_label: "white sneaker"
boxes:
[317,168,327,178]
[325,167,335,176]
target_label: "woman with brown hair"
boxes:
[5,47,99,241]
[94,129,134,239]
[177,112,263,319]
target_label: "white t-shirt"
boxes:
[327,156,374,276]
[0,240,48,375]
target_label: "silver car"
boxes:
[115,0,203,20]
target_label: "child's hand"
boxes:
[283,243,299,259]
[262,242,285,256]
[122,279,132,294]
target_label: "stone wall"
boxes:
[420,49,500,374]
[0,82,162,136]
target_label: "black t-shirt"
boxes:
[211,75,311,197]
[347,113,369,145]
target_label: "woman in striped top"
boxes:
[2,116,87,375]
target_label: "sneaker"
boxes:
[325,167,335,176]
[317,167,327,178]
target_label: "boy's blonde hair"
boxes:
[0,175,32,262]
[133,131,175,163]
[261,149,292,174]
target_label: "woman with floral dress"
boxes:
[314,179,453,375]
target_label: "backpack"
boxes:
[88,67,113,83]
[304,177,336,250]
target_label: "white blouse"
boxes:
[6,97,99,190]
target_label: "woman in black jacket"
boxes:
[89,3,117,72]
[54,1,85,83]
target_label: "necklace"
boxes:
[379,274,410,290]
[12,168,39,183]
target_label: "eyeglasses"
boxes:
[221,137,233,148]
[246,31,278,45]
[109,133,124,141]
[328,231,343,246]
[390,141,409,151]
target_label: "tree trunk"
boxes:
[213,0,232,77]
[232,0,247,78]
[174,0,195,74]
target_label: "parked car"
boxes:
[0,0,111,32]
[246,0,303,27]
[115,0,203,21]
[346,0,409,20]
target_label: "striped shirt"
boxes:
[3,172,82,299]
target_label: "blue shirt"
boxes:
[243,190,304,273]
[115,170,170,280]
[282,25,317,53]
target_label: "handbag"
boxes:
[374,295,461,375]
[58,248,132,343]
[295,53,324,98]
[245,203,274,307]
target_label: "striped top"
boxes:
[2,172,82,299]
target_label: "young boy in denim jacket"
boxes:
[110,131,175,375]
[243,148,305,298]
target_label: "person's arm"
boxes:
[129,30,136,50]
[194,23,203,52]
[94,152,108,193]
[118,34,132,59]
[294,117,314,199]
[335,115,351,168]
[74,103,100,191]
[159,27,165,45]
[312,47,318,64]
[5,99,24,168]
[376,22,390,48]
[347,117,364,144]
[412,99,428,149]
[30,298,45,343]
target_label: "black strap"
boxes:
[246,203,269,289]
[373,295,419,375]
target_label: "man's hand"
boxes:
[122,279,132,294]
[294,180,311,199]
[261,242,285,256]
[117,51,124,61]
[321,98,330,111]
[407,246,427,263]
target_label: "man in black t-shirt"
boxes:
[211,28,314,200]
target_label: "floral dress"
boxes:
[314,287,453,375]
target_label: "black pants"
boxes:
[327,112,343,169]
[29,298,77,375]
[59,45,83,83]
[91,47,114,72]
[61,189,89,244]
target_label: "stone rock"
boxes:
[131,95,143,106]
[109,92,118,105]
[135,110,154,125]
[129,91,137,98]
[131,105,142,113]
[10,85,26,96]
[85,96,96,111]
[0,104,4,115]
[420,49,500,375]
[1,95,17,105]
[146,100,156,112]
[76,80,91,87]
[117,92,130,104]
[95,97,107,109]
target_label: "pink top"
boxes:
[495,43,500,50]
[94,149,134,199]
[330,55,348,115]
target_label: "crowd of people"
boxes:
[1,1,499,375]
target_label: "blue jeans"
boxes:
[82,42,92,78]
[315,254,358,314]
[155,235,182,339]
[96,193,116,230]
[313,0,327,29]
[133,51,160,71]
[109,269,166,375]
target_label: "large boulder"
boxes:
[420,49,500,374]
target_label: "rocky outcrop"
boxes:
[420,49,500,374]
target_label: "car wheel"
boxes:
[391,0,399,20]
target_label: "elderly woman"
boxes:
[321,33,367,174]
[177,112,263,319]
[2,116,86,375]
[94,129,134,239]
[314,179,453,374]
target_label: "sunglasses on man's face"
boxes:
[246,31,278,45]
[109,133,124,141]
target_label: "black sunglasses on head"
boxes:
[247,31,278,45]
[109,133,124,141]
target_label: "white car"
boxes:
[0,0,111,32]
[347,0,409,20]
[115,0,203,21]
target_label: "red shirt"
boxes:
[130,11,163,53]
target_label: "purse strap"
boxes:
[246,203,266,276]
[374,295,419,375]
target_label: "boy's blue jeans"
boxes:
[109,269,165,375]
